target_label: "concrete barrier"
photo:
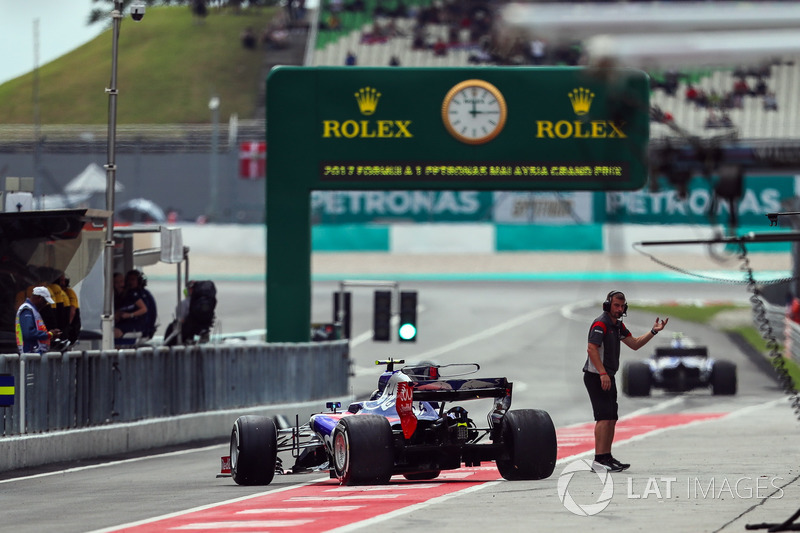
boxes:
[0,397,352,472]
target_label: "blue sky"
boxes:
[0,0,104,85]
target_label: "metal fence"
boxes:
[0,340,350,436]
[761,302,800,365]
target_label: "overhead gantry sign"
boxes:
[266,67,650,342]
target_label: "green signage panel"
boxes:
[266,67,650,341]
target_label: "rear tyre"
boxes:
[333,415,394,485]
[711,360,737,395]
[622,362,652,397]
[496,409,557,480]
[230,415,277,485]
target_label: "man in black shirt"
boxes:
[583,290,668,472]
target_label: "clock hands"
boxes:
[469,89,479,118]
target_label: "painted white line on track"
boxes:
[86,475,328,533]
[0,443,225,485]
[324,481,503,533]
[325,484,437,491]
[172,520,313,530]
[237,506,363,514]
[413,304,563,361]
[622,396,686,419]
[289,494,402,501]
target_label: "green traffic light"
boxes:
[398,323,417,341]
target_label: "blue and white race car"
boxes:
[622,334,737,396]
[226,359,558,485]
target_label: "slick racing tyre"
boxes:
[333,415,394,485]
[496,409,557,481]
[230,415,278,485]
[711,360,737,395]
[622,361,652,397]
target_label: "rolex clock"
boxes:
[441,79,507,145]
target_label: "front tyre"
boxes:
[622,361,652,397]
[496,409,557,480]
[711,360,737,395]
[333,415,394,485]
[230,415,277,485]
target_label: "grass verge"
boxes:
[0,5,278,124]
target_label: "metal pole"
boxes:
[176,262,183,345]
[102,2,123,350]
[19,356,25,434]
[208,97,220,221]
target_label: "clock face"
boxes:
[442,80,507,145]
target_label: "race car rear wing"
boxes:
[655,347,708,358]
[409,377,512,402]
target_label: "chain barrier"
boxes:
[632,242,800,286]
[737,244,800,420]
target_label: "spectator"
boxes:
[433,38,448,56]
[707,90,721,108]
[16,287,60,355]
[732,77,750,96]
[345,50,357,65]
[789,296,800,324]
[764,91,778,111]
[45,274,69,333]
[694,89,709,108]
[705,110,721,128]
[164,281,194,345]
[412,27,426,50]
[389,55,401,66]
[114,271,148,340]
[685,85,698,102]
[662,70,680,96]
[126,269,158,340]
[325,12,341,31]
[529,38,546,65]
[754,77,768,96]
[57,273,81,345]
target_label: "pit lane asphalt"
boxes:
[142,251,800,532]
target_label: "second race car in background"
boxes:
[622,334,737,396]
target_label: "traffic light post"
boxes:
[333,280,418,343]
[398,291,418,342]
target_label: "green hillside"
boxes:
[0,6,278,124]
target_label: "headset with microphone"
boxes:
[603,290,628,315]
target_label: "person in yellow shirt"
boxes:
[57,274,80,344]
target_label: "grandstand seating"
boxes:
[650,60,800,140]
[309,0,800,141]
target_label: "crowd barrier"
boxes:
[0,341,350,437]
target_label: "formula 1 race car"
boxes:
[622,334,737,396]
[225,359,557,485]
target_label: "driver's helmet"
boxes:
[670,332,685,348]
